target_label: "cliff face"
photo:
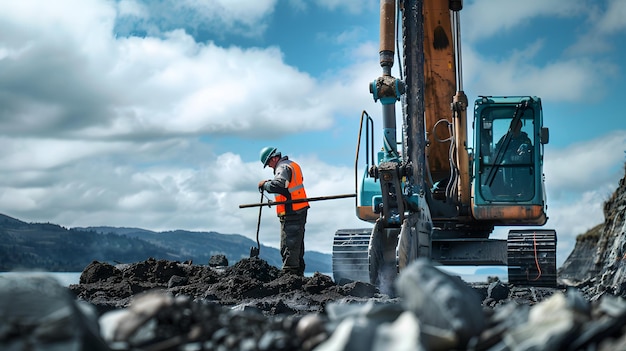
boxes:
[559,163,626,296]
[558,223,603,281]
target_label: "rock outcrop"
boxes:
[559,163,626,298]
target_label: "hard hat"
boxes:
[259,146,280,168]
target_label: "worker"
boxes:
[494,119,534,197]
[496,119,532,164]
[258,147,310,276]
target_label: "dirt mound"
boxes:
[70,257,386,315]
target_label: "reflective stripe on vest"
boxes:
[275,160,309,216]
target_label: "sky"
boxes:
[1,0,625,268]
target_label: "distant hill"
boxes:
[0,214,331,273]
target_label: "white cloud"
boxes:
[0,2,343,141]
[188,0,276,22]
[597,0,626,34]
[462,0,586,42]
[0,0,372,253]
[545,131,626,197]
[0,138,129,171]
[117,0,149,18]
[566,0,626,56]
[114,0,277,38]
[462,41,618,102]
[543,131,626,265]
[458,1,622,106]
[317,0,377,15]
[0,146,367,254]
[0,0,624,272]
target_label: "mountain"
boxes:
[0,214,331,273]
[76,226,272,265]
[78,226,331,272]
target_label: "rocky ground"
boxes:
[71,256,384,316]
[4,253,622,351]
[2,165,625,351]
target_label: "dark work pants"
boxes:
[279,209,307,275]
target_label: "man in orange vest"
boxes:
[258,146,310,276]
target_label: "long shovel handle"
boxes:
[239,193,356,209]
[255,191,263,249]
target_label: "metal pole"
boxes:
[239,193,356,209]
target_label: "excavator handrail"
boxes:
[355,110,375,208]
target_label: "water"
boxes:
[0,272,331,287]
[0,271,82,286]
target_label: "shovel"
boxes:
[249,190,264,258]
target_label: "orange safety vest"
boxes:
[275,160,309,216]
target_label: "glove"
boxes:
[258,180,267,191]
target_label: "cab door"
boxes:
[472,96,548,225]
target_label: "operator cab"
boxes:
[472,96,549,225]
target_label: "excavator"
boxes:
[332,0,556,291]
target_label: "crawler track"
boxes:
[507,229,557,287]
[332,229,372,284]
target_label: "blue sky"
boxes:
[0,0,625,268]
